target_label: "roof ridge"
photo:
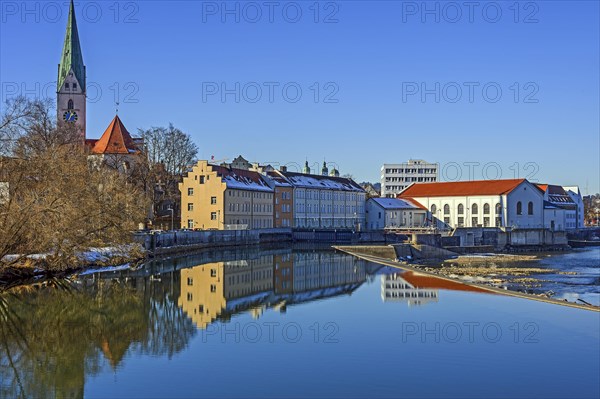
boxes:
[399,179,530,197]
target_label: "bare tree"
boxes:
[138,124,198,176]
[0,97,54,156]
[136,124,198,228]
[0,98,148,270]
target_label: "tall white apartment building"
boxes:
[380,159,439,198]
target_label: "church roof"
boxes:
[90,115,139,155]
[58,0,85,91]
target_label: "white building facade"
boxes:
[536,184,584,231]
[399,179,545,229]
[563,186,585,229]
[277,171,366,230]
[381,159,438,198]
[366,198,428,230]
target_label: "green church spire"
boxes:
[57,0,85,92]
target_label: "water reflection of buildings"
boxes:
[382,270,493,307]
[179,252,367,329]
[381,274,439,306]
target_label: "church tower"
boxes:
[57,0,86,138]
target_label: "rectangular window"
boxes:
[457,217,464,227]
[211,196,217,205]
[484,217,490,227]
[187,292,193,301]
[210,269,217,277]
[199,176,205,184]
[187,277,193,286]
[187,219,194,229]
[188,203,194,211]
[73,83,77,90]
[187,188,194,196]
[472,217,478,226]
[211,212,217,220]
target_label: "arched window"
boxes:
[472,203,478,214]
[67,99,74,110]
[484,203,490,214]
[431,204,437,214]
[458,204,464,214]
[528,201,534,215]
[496,203,502,214]
[517,201,522,215]
[443,204,450,215]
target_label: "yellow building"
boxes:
[178,256,275,329]
[178,262,226,329]
[180,160,274,230]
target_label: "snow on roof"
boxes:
[370,197,425,210]
[211,165,273,192]
[266,171,293,187]
[280,171,364,192]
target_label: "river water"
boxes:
[1,246,599,398]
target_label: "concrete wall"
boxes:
[450,227,568,249]
[441,236,461,247]
[135,228,292,255]
[507,229,568,246]
[412,233,442,247]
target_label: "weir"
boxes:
[333,246,599,312]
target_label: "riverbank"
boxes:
[0,245,146,289]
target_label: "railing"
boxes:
[224,224,249,230]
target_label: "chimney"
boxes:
[280,165,287,172]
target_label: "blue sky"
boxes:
[1,1,599,192]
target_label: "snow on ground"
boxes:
[78,263,132,276]
[3,244,143,266]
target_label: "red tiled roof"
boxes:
[398,179,527,198]
[535,184,548,193]
[404,198,427,210]
[90,115,138,155]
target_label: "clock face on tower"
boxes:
[63,110,78,123]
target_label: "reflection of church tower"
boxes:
[57,0,86,139]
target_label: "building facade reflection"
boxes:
[381,274,439,306]
[178,251,368,329]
